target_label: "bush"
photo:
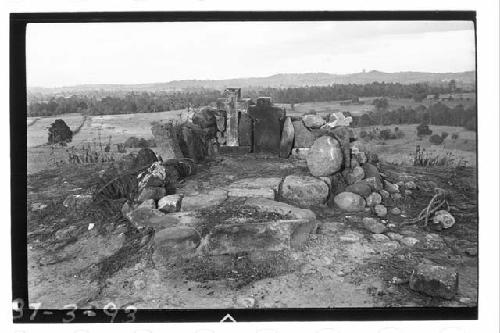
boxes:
[464,119,477,131]
[440,132,449,140]
[379,129,396,140]
[359,130,368,139]
[395,129,405,139]
[48,119,73,145]
[452,133,459,140]
[429,134,444,145]
[416,123,432,136]
[123,136,156,148]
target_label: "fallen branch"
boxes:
[402,188,449,226]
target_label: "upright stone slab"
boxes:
[280,117,294,158]
[248,98,285,154]
[238,112,253,147]
[151,122,184,161]
[224,88,240,147]
[292,120,316,148]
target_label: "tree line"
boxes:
[352,101,476,131]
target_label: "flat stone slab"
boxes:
[244,197,316,222]
[181,189,228,211]
[153,226,201,264]
[228,177,283,192]
[280,174,329,207]
[227,187,276,200]
[203,219,317,255]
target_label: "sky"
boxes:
[26,21,476,87]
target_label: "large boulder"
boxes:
[153,227,201,263]
[362,217,387,234]
[279,117,295,158]
[151,122,184,161]
[280,175,329,207]
[292,120,316,148]
[409,264,459,299]
[135,148,158,169]
[306,136,343,177]
[202,219,317,255]
[302,114,325,129]
[192,107,217,129]
[333,192,366,212]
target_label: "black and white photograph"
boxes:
[6,7,498,327]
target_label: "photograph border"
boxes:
[11,10,478,323]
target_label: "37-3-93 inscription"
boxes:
[12,298,137,323]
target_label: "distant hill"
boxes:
[28,70,475,94]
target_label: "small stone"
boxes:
[139,199,156,209]
[464,247,477,256]
[302,114,325,128]
[387,232,403,241]
[401,237,419,247]
[433,210,455,229]
[236,296,256,308]
[366,192,382,206]
[379,190,390,199]
[374,204,388,217]
[392,193,402,200]
[362,217,387,234]
[158,194,182,213]
[121,201,133,216]
[396,181,405,187]
[409,264,458,299]
[390,207,402,215]
[459,297,472,304]
[391,277,408,285]
[384,180,399,193]
[345,182,372,197]
[63,194,93,209]
[362,177,383,191]
[339,233,361,242]
[387,223,396,228]
[133,279,146,290]
[31,202,48,211]
[334,192,366,212]
[423,234,447,250]
[346,166,365,185]
[404,190,413,196]
[371,234,390,242]
[405,181,417,189]
[383,241,400,250]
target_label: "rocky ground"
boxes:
[27,153,477,309]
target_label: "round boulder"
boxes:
[306,136,343,177]
[281,175,329,207]
[334,192,366,212]
[302,114,325,129]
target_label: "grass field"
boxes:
[353,124,477,167]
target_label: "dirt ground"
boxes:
[26,153,477,309]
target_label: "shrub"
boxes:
[429,134,444,145]
[123,136,156,148]
[464,119,477,131]
[395,129,405,139]
[440,132,449,140]
[416,123,432,136]
[48,119,73,145]
[452,133,459,140]
[379,129,396,140]
[359,130,368,139]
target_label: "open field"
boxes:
[284,96,476,118]
[353,124,477,167]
